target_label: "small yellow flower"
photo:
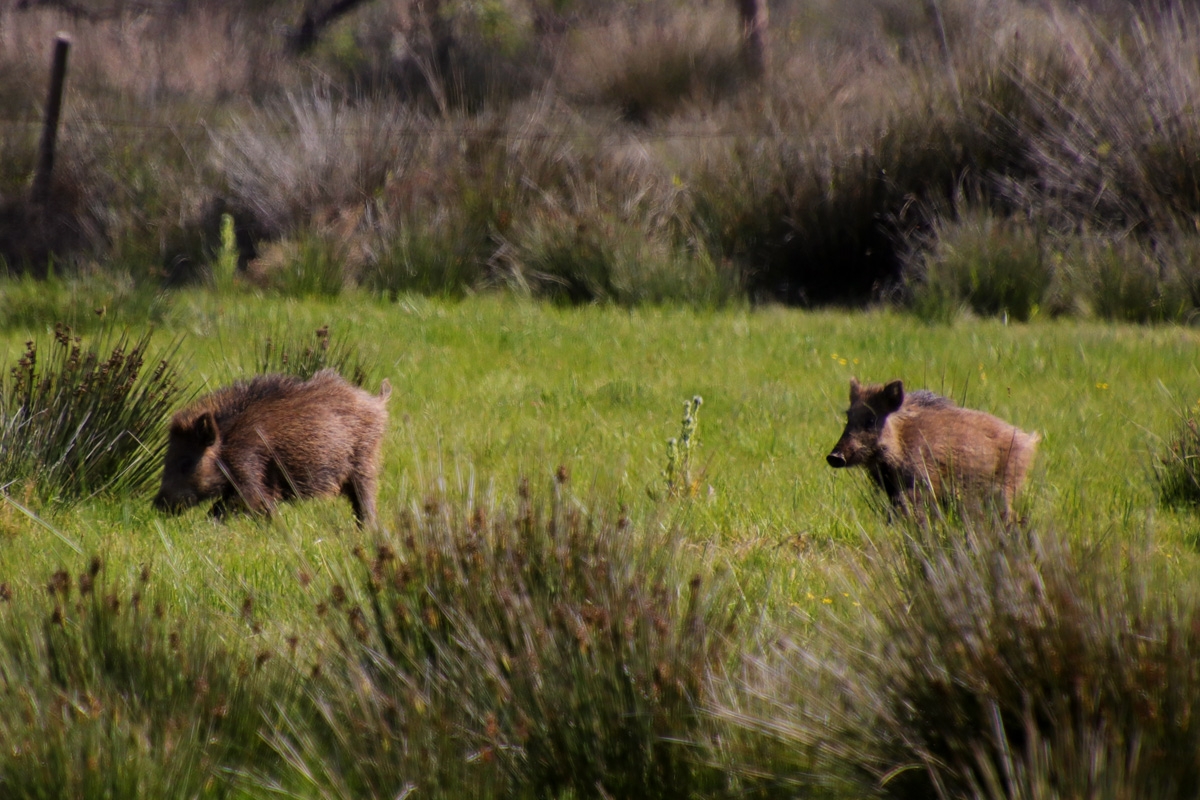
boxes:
[830,353,839,360]
[822,597,833,605]
[1096,382,1109,390]
[839,358,848,366]
[852,358,859,365]
[806,591,815,601]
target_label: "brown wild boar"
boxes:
[826,378,1039,519]
[153,370,391,525]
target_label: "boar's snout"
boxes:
[826,451,848,468]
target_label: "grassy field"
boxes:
[3,287,1199,605]
[3,286,1200,798]
[6,0,1200,794]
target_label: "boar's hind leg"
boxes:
[343,477,377,527]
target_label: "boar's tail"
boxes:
[379,379,392,403]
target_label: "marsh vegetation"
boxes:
[4,0,1200,796]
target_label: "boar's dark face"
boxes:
[153,412,225,514]
[826,379,904,469]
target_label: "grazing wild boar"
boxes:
[826,378,1039,519]
[154,370,391,525]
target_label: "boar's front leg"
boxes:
[867,464,908,505]
[209,495,231,520]
[210,468,276,519]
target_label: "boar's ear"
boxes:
[196,412,219,448]
[882,380,905,411]
[849,378,862,404]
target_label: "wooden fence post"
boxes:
[32,33,71,206]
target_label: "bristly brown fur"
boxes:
[155,369,391,526]
[168,373,305,433]
[827,378,1039,520]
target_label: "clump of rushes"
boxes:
[277,478,740,799]
[0,557,288,798]
[664,395,703,497]
[867,523,1200,799]
[0,325,186,503]
[718,518,1200,799]
[1154,401,1200,509]
[252,324,373,387]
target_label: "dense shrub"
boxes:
[278,477,741,799]
[0,325,186,503]
[1080,237,1196,324]
[211,92,426,242]
[872,525,1200,799]
[7,0,1200,313]
[719,520,1200,800]
[364,217,490,298]
[561,3,748,122]
[0,120,111,276]
[504,208,737,306]
[908,208,1050,322]
[246,231,352,298]
[691,137,904,306]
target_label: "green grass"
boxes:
[7,1,1200,792]
[2,288,1200,797]
[2,288,1197,604]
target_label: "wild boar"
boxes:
[153,370,391,525]
[826,378,1039,519]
